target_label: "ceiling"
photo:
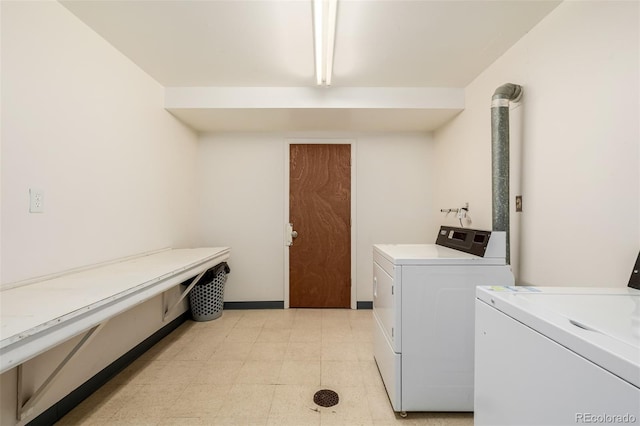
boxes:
[60,0,562,133]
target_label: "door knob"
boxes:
[291,230,298,238]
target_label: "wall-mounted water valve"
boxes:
[440,202,471,227]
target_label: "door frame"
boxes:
[283,138,357,309]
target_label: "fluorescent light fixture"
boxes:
[313,0,338,86]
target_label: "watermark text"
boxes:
[576,413,637,424]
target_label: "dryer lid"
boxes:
[373,244,506,265]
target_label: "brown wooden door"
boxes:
[289,144,351,308]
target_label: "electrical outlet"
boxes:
[515,195,523,212]
[29,188,44,213]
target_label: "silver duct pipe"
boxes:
[491,83,522,265]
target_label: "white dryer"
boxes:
[372,226,514,413]
[475,285,640,426]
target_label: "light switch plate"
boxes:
[29,188,44,213]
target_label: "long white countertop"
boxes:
[0,247,230,373]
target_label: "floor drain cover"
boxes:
[313,389,339,408]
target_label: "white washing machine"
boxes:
[372,226,514,413]
[475,285,640,426]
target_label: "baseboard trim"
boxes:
[223,300,373,310]
[223,301,284,310]
[28,312,189,426]
[222,301,372,310]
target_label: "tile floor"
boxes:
[58,309,473,425]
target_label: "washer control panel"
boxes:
[629,251,640,290]
[435,226,492,257]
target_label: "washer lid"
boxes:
[374,244,506,265]
[477,286,640,388]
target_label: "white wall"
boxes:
[1,0,199,285]
[355,133,437,300]
[434,0,640,287]
[1,1,199,424]
[197,132,437,303]
[198,134,285,302]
